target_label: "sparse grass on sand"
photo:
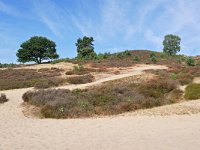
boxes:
[185,84,200,100]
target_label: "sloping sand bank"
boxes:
[1,64,200,150]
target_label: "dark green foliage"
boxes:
[150,52,156,58]
[0,63,17,68]
[185,84,200,100]
[114,50,131,58]
[163,34,181,55]
[150,56,157,63]
[186,57,195,66]
[0,94,8,103]
[97,52,111,59]
[133,55,140,61]
[50,58,71,64]
[16,36,59,64]
[76,36,96,59]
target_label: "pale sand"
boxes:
[1,64,200,150]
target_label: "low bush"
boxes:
[66,74,94,84]
[50,58,71,64]
[133,55,140,61]
[65,64,105,75]
[185,84,200,100]
[150,56,157,63]
[23,74,179,118]
[0,94,8,103]
[34,78,65,89]
[148,66,200,85]
[186,57,195,66]
[0,63,17,68]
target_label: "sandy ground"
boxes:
[1,64,200,150]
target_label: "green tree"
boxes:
[75,36,96,59]
[16,36,59,64]
[163,34,181,55]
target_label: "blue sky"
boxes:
[0,0,200,63]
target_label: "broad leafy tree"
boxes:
[163,34,181,55]
[75,36,96,59]
[16,36,59,63]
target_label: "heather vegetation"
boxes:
[0,34,199,119]
[0,68,65,90]
[23,73,182,118]
[147,65,200,85]
[66,74,94,84]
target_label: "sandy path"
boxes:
[1,64,200,150]
[57,64,168,90]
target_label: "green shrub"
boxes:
[0,63,17,68]
[160,52,167,58]
[0,94,8,103]
[170,73,177,80]
[150,56,157,63]
[150,52,156,58]
[186,57,195,66]
[185,84,200,100]
[133,55,140,61]
[51,58,70,64]
[97,52,111,59]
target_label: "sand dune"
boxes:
[1,64,200,150]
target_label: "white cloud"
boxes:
[32,0,70,38]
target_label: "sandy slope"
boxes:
[1,64,200,150]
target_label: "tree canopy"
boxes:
[16,36,59,64]
[75,36,96,59]
[163,34,181,55]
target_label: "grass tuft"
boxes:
[185,84,200,100]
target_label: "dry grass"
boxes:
[185,84,200,100]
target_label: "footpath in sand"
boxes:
[1,64,200,150]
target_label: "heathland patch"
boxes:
[0,68,64,90]
[23,73,182,119]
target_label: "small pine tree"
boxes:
[186,57,195,66]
